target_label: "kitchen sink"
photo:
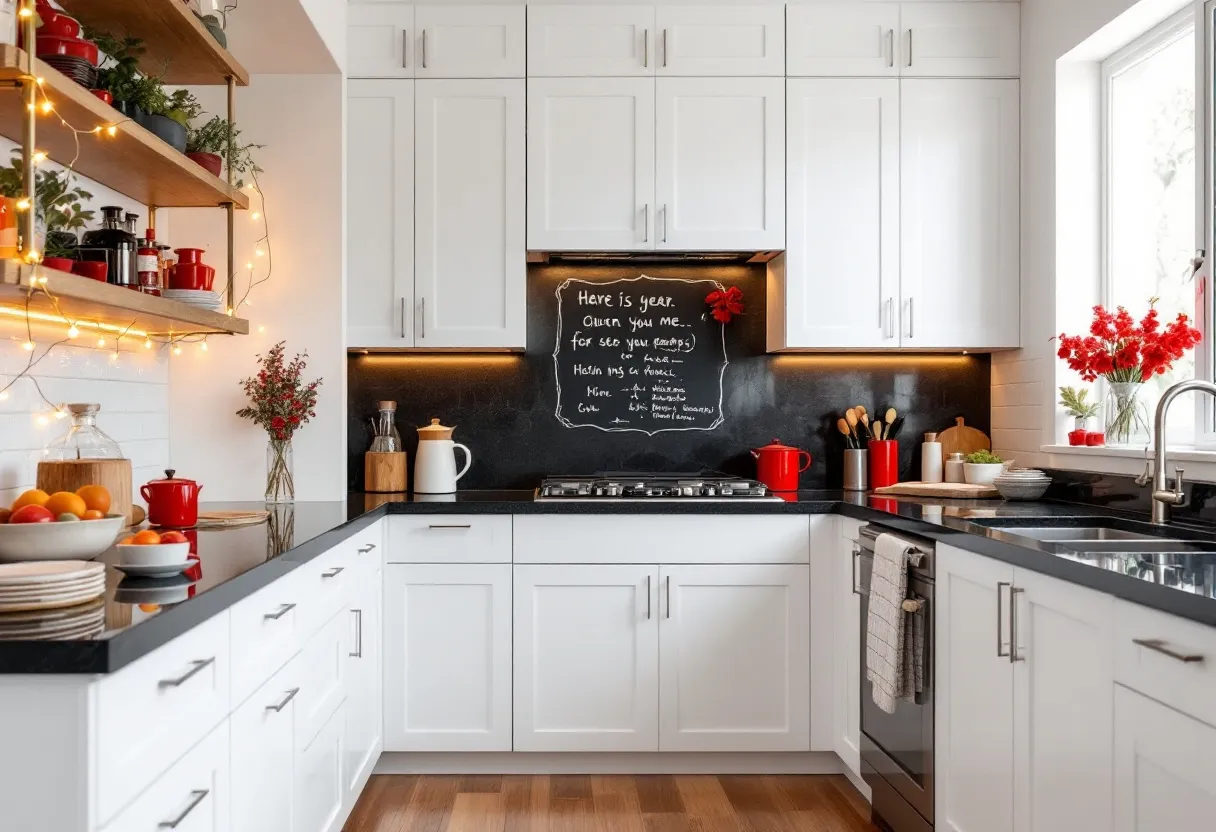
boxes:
[988,526,1176,542]
[967,516,1203,545]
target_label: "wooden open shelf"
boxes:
[55,0,248,86]
[0,259,248,336]
[0,47,249,209]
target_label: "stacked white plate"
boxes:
[993,468,1052,501]
[0,561,106,613]
[0,596,105,640]
[162,289,223,312]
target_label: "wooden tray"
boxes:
[874,481,1000,499]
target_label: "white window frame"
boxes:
[1099,4,1205,447]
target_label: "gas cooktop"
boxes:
[535,472,783,501]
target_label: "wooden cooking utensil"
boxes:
[37,459,133,524]
[937,416,991,459]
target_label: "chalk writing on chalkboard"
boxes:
[553,275,728,435]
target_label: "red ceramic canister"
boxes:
[868,439,900,489]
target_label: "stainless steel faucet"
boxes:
[1149,379,1216,524]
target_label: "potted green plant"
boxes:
[0,154,93,269]
[185,116,263,184]
[963,449,1006,486]
[1059,386,1101,446]
[84,29,145,115]
[132,81,195,153]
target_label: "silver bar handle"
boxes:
[429,524,471,529]
[662,29,668,67]
[158,657,215,689]
[907,29,913,67]
[400,297,406,339]
[158,790,210,829]
[322,567,344,579]
[646,575,651,620]
[907,297,914,339]
[1009,587,1024,663]
[851,545,861,595]
[665,575,671,619]
[420,297,425,339]
[263,602,296,621]
[996,582,1009,657]
[662,204,668,243]
[350,609,364,657]
[643,204,649,243]
[266,687,300,713]
[887,29,894,68]
[1133,637,1205,663]
[402,29,408,69]
[422,28,427,69]
[358,544,377,554]
[884,298,893,338]
[643,29,649,68]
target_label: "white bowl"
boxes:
[964,463,1007,486]
[115,541,191,567]
[0,515,125,562]
[994,480,1051,501]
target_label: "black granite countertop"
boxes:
[3,491,1215,674]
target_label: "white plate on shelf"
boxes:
[0,580,104,603]
[113,562,194,578]
[0,561,105,586]
[0,587,105,613]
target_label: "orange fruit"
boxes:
[138,603,161,613]
[45,491,87,519]
[118,535,136,545]
[81,509,105,521]
[10,489,49,511]
[75,485,111,515]
[131,529,162,545]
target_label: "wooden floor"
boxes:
[343,774,878,832]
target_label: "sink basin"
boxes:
[995,527,1176,542]
[1057,540,1216,553]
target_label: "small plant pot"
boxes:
[113,100,142,120]
[41,256,75,272]
[186,151,222,177]
[71,260,107,281]
[136,112,187,153]
[1085,431,1106,447]
[1067,429,1088,447]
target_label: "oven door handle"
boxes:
[855,549,871,597]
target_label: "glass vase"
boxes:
[265,439,294,503]
[1103,382,1150,446]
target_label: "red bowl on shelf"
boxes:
[90,89,113,106]
[41,256,74,273]
[185,151,222,177]
[35,34,98,66]
[72,260,107,282]
[38,10,81,39]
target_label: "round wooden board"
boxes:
[937,417,991,460]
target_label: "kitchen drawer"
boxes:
[298,545,358,637]
[513,515,810,564]
[96,612,230,825]
[100,720,229,832]
[295,607,349,748]
[1114,599,1216,727]
[841,518,864,543]
[229,568,306,708]
[348,520,384,574]
[388,515,511,563]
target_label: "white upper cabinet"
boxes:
[413,5,526,78]
[528,5,655,77]
[655,77,785,251]
[527,78,656,251]
[347,4,414,78]
[787,3,900,77]
[347,80,413,349]
[780,78,899,349]
[900,79,1019,350]
[655,5,785,77]
[414,79,526,348]
[900,3,1020,78]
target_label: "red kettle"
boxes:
[751,440,812,493]
[141,469,203,528]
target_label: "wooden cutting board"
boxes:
[874,481,1000,499]
[195,510,269,529]
[937,417,991,460]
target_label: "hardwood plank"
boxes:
[344,775,419,832]
[550,779,595,832]
[591,776,646,832]
[827,777,875,828]
[674,776,741,832]
[770,777,876,832]
[401,775,460,832]
[717,777,798,832]
[503,774,548,832]
[634,776,685,814]
[458,775,504,794]
[641,816,701,832]
[552,774,593,801]
[446,793,506,832]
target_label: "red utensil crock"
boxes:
[71,260,107,281]
[751,439,812,493]
[141,469,203,528]
[868,439,899,489]
[170,262,207,290]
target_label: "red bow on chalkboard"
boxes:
[706,286,744,324]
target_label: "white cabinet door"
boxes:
[1113,685,1216,832]
[295,608,348,749]
[528,5,654,77]
[784,79,899,348]
[655,77,785,251]
[343,569,382,798]
[527,78,656,251]
[347,80,413,348]
[514,564,659,752]
[900,3,1020,78]
[231,661,298,832]
[900,79,1019,349]
[936,544,1015,832]
[655,5,785,77]
[413,5,525,78]
[383,563,513,752]
[347,4,414,78]
[787,3,900,77]
[1010,568,1114,832]
[658,564,810,752]
[833,532,863,779]
[295,702,346,832]
[415,79,526,348]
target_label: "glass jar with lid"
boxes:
[42,403,124,460]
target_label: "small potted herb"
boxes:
[1059,386,1101,446]
[0,154,93,267]
[963,449,1006,486]
[185,116,263,184]
[85,29,145,114]
[132,83,196,153]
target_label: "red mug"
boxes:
[141,469,203,528]
[751,439,812,493]
[868,439,899,489]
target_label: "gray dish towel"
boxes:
[866,532,926,714]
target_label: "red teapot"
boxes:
[751,440,812,493]
[141,469,203,528]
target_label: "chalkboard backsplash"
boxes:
[347,263,991,491]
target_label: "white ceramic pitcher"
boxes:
[413,418,472,494]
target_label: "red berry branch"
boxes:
[1057,300,1202,384]
[236,341,322,442]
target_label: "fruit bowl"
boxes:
[115,541,191,568]
[0,514,125,562]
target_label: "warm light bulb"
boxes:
[106,125,117,137]
[21,341,34,351]
[0,390,7,402]
[92,126,101,134]
[15,198,29,211]
[200,341,208,352]
[35,415,48,427]
[67,325,79,338]
[39,101,51,115]
[173,345,182,356]
[257,325,266,334]
[36,276,47,284]
[251,212,260,220]
[17,8,32,18]
[109,352,118,363]
[54,408,66,420]
[255,249,265,257]
[144,338,152,349]
[243,299,252,307]
[96,337,106,348]
[32,151,46,164]
[35,77,43,85]
[245,262,253,270]
[226,307,234,316]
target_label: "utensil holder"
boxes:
[365,451,407,493]
[843,449,868,492]
[868,439,899,489]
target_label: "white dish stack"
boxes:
[162,289,223,312]
[993,468,1052,501]
[0,560,106,613]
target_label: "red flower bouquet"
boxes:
[706,286,744,324]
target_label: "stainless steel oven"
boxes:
[856,525,935,832]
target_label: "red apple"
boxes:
[159,531,189,544]
[9,504,54,524]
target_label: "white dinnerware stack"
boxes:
[993,468,1052,501]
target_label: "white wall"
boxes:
[167,74,346,501]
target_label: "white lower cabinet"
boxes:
[296,702,347,832]
[344,568,383,797]
[514,564,660,751]
[384,563,513,752]
[658,564,810,752]
[1113,685,1216,830]
[832,527,863,779]
[230,661,299,832]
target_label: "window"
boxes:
[1102,7,1199,441]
